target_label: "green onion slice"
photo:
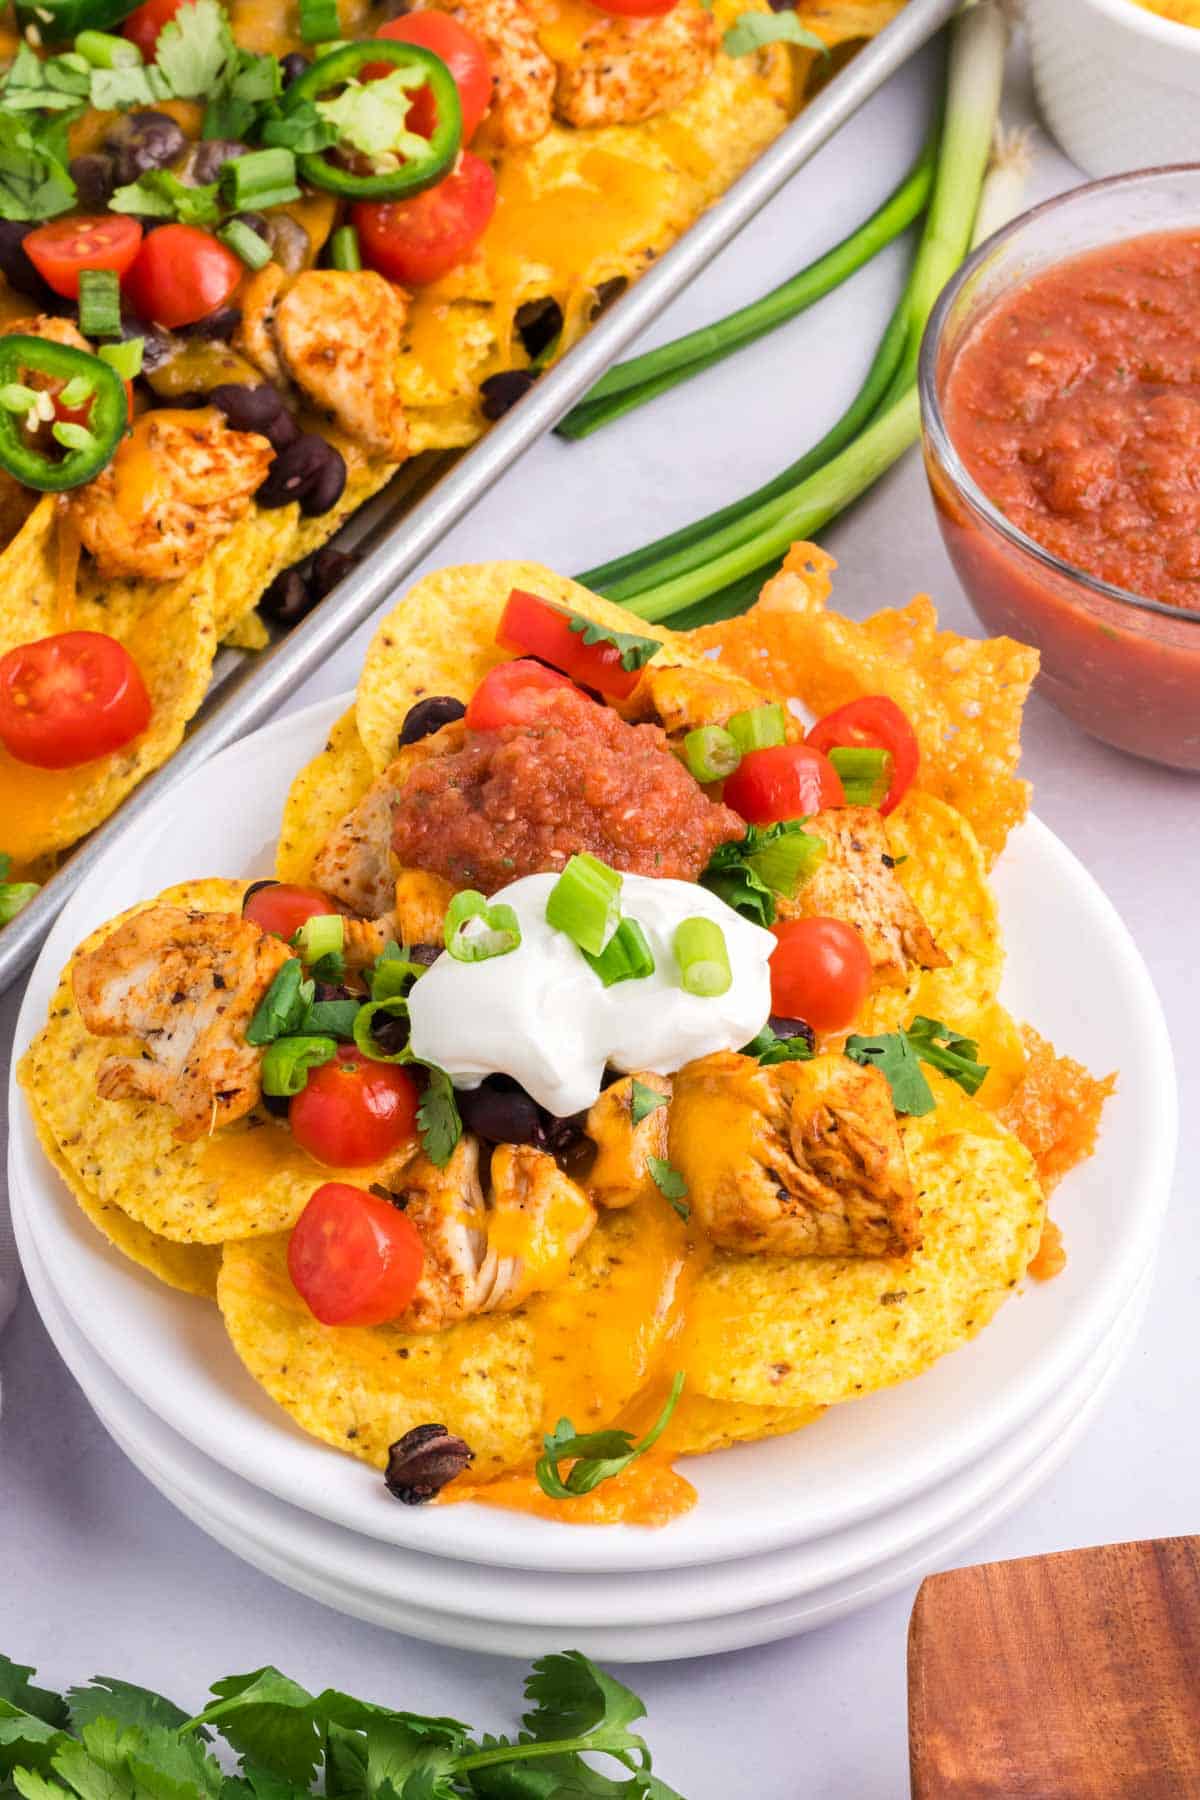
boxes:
[99,338,143,380]
[674,916,732,997]
[291,912,344,965]
[220,146,300,212]
[746,821,825,896]
[582,916,655,987]
[684,724,740,785]
[218,217,271,270]
[75,28,142,67]
[299,0,340,42]
[0,879,39,924]
[78,268,121,338]
[369,942,428,1001]
[545,853,622,956]
[444,889,522,963]
[261,1034,336,1098]
[329,223,362,271]
[352,996,411,1063]
[727,701,786,753]
[829,745,891,808]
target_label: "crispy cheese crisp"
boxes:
[1000,1026,1117,1279]
[690,544,1040,866]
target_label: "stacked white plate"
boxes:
[6,698,1178,1662]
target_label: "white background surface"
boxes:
[2,33,1197,1798]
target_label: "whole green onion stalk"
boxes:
[579,0,1015,628]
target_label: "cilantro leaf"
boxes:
[316,71,426,163]
[185,1670,323,1788]
[0,46,89,113]
[702,821,822,926]
[153,0,237,99]
[740,1023,813,1065]
[722,10,827,56]
[0,1710,71,1783]
[67,1680,192,1739]
[246,960,307,1045]
[629,1080,667,1129]
[51,1719,140,1800]
[259,101,337,154]
[0,1662,67,1732]
[13,1769,68,1800]
[89,65,171,109]
[522,1655,645,1745]
[414,1064,461,1169]
[644,1156,688,1219]
[535,1372,684,1500]
[124,1727,224,1800]
[109,171,221,227]
[905,1015,988,1097]
[564,611,661,674]
[844,1031,935,1116]
[0,112,76,221]
[700,859,775,928]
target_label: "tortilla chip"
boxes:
[999,1026,1116,1194]
[222,607,271,652]
[691,544,1039,867]
[275,707,377,885]
[658,1391,823,1457]
[681,1078,1044,1410]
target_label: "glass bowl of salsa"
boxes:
[919,164,1200,772]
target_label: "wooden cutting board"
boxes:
[908,1538,1200,1798]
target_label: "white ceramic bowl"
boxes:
[1027,0,1200,177]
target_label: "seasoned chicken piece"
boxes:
[623,661,773,739]
[434,0,554,144]
[552,2,717,129]
[0,313,91,353]
[389,1134,595,1331]
[669,1050,919,1258]
[584,1072,670,1209]
[67,407,274,581]
[273,271,410,460]
[72,906,291,1142]
[393,867,456,948]
[784,806,948,983]
[234,263,290,388]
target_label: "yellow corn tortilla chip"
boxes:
[275,707,377,885]
[657,1391,823,1458]
[681,1078,1044,1410]
[691,544,1040,867]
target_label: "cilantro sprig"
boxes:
[645,1155,689,1220]
[536,1371,685,1500]
[564,608,662,673]
[702,820,825,927]
[0,851,39,925]
[0,1650,683,1800]
[845,1016,989,1116]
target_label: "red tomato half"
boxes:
[289,1046,420,1167]
[370,14,492,143]
[288,1182,425,1326]
[0,631,150,770]
[495,588,642,700]
[723,742,844,825]
[807,695,919,817]
[122,224,243,330]
[122,0,185,58]
[243,882,343,942]
[24,215,143,301]
[464,657,582,730]
[353,151,496,286]
[769,916,872,1034]
[589,0,678,14]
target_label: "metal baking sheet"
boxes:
[0,0,958,993]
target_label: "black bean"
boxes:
[767,0,796,11]
[313,980,355,1003]
[256,432,347,515]
[514,295,562,361]
[370,1011,410,1057]
[180,304,242,342]
[540,1109,588,1157]
[310,545,359,600]
[119,312,176,372]
[0,223,57,306]
[280,50,310,86]
[262,1092,291,1118]
[407,943,442,967]
[385,1425,473,1504]
[398,694,466,748]
[380,0,414,15]
[106,111,188,186]
[209,381,298,450]
[769,1014,815,1051]
[263,213,311,273]
[479,369,536,421]
[242,879,277,910]
[590,275,627,318]
[69,153,116,211]
[259,567,312,628]
[180,138,249,186]
[457,1076,543,1147]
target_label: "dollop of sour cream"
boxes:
[407,872,774,1117]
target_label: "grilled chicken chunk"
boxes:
[669,1050,919,1257]
[389,1134,595,1332]
[583,1072,670,1209]
[72,906,291,1142]
[235,263,290,389]
[436,0,555,144]
[68,408,274,582]
[552,2,718,129]
[273,271,410,461]
[623,660,773,740]
[786,806,947,982]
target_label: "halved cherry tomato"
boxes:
[289,1045,420,1167]
[769,916,872,1034]
[122,0,186,59]
[122,224,243,330]
[288,1181,425,1326]
[723,742,844,825]
[464,657,582,731]
[24,215,143,301]
[807,696,919,817]
[590,0,678,13]
[353,151,496,286]
[243,882,344,942]
[495,588,643,701]
[0,631,150,769]
[369,13,492,143]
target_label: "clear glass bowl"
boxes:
[919,164,1200,772]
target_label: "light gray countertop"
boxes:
[2,36,1196,1799]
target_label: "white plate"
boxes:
[24,1217,1150,1661]
[8,694,1177,1575]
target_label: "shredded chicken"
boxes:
[272,271,410,461]
[432,0,554,144]
[669,1050,919,1257]
[67,408,274,581]
[583,1072,670,1209]
[71,906,291,1143]
[552,2,718,129]
[785,806,948,982]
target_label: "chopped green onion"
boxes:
[77,268,121,338]
[582,917,655,987]
[829,745,890,808]
[56,374,94,410]
[75,29,142,67]
[746,821,824,896]
[727,701,786,753]
[329,223,361,271]
[51,421,96,452]
[218,217,271,270]
[674,916,731,998]
[545,853,622,956]
[246,958,305,1044]
[369,942,427,1001]
[352,996,411,1063]
[0,383,38,414]
[291,912,344,964]
[444,889,521,963]
[684,724,740,785]
[299,0,340,43]
[220,147,300,212]
[99,338,144,381]
[261,1034,336,1098]
[0,879,39,924]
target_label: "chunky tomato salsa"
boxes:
[944,229,1200,613]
